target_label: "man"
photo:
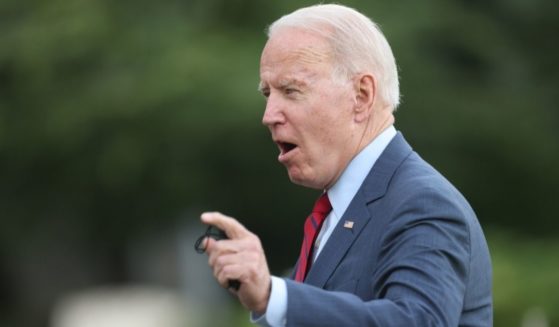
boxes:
[201,4,492,327]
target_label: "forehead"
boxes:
[259,28,333,82]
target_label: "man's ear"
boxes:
[353,74,376,123]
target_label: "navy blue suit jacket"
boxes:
[284,133,492,326]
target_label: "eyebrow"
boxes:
[258,78,307,93]
[278,78,307,88]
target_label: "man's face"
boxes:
[259,28,358,190]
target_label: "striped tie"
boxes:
[294,193,332,282]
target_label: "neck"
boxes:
[323,106,394,191]
[354,106,395,156]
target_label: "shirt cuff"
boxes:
[250,276,287,326]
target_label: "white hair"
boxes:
[267,4,400,109]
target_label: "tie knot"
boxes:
[312,193,332,215]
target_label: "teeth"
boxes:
[278,142,286,153]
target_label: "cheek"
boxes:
[303,87,354,146]
[317,104,352,136]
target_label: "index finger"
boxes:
[200,211,250,239]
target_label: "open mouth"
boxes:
[278,141,297,155]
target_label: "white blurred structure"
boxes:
[50,286,193,327]
[49,216,234,327]
[521,307,549,327]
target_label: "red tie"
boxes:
[294,193,332,282]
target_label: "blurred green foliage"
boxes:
[1,0,558,326]
[490,229,559,326]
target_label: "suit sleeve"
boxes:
[284,187,471,327]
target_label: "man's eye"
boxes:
[261,90,270,98]
[285,88,299,95]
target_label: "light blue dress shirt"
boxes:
[252,126,397,327]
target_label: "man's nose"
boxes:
[262,93,285,126]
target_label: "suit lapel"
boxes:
[304,190,371,287]
[304,132,413,288]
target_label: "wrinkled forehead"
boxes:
[260,27,334,72]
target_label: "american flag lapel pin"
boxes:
[343,220,354,229]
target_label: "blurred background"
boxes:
[1,0,558,326]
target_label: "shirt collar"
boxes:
[327,125,397,219]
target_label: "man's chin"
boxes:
[287,170,323,190]
[286,168,305,186]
